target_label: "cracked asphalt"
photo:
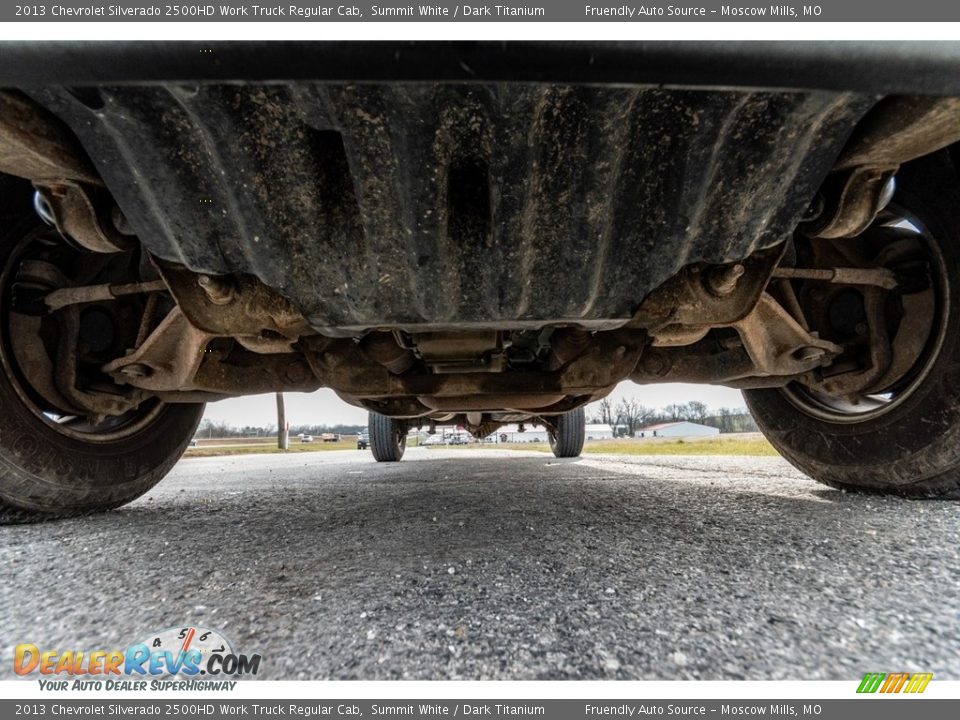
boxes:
[2,447,959,680]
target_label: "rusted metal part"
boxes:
[802,167,897,239]
[108,321,636,410]
[153,390,232,403]
[706,264,746,297]
[811,287,893,397]
[795,228,936,399]
[55,306,146,417]
[731,293,843,377]
[7,311,87,414]
[134,292,160,349]
[0,92,131,253]
[43,279,167,312]
[191,351,320,396]
[16,258,67,289]
[466,420,506,440]
[771,266,899,290]
[418,394,566,412]
[412,330,504,374]
[37,181,132,253]
[156,263,313,352]
[0,90,99,184]
[547,328,592,370]
[197,274,236,305]
[862,289,934,395]
[350,394,595,422]
[632,342,758,386]
[777,222,933,400]
[807,97,960,239]
[296,329,643,418]
[359,331,416,375]
[234,334,299,354]
[836,96,960,170]
[115,350,320,397]
[8,240,152,418]
[5,255,112,417]
[103,307,216,392]
[631,245,784,347]
[645,325,711,348]
[775,278,810,332]
[465,412,483,427]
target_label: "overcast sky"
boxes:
[200,382,746,428]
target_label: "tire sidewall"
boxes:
[0,369,205,513]
[745,153,960,492]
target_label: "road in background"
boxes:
[2,448,957,680]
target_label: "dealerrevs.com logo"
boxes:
[14,626,260,690]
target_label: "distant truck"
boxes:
[320,433,339,443]
[356,430,370,450]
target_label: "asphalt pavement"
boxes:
[2,447,958,680]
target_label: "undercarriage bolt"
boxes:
[707,263,746,296]
[119,363,152,379]
[197,274,235,305]
[640,351,670,377]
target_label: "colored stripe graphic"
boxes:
[857,673,886,693]
[857,672,932,694]
[881,672,909,693]
[904,673,934,694]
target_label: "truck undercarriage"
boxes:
[3,42,960,518]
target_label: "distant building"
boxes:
[585,423,614,440]
[486,424,550,443]
[637,421,720,438]
[484,422,614,443]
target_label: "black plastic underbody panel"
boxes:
[6,43,917,332]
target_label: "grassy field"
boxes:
[185,439,357,458]
[184,434,777,458]
[585,437,777,456]
[430,434,778,457]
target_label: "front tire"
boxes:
[0,399,204,523]
[746,153,960,498]
[549,407,586,458]
[0,217,205,522]
[368,412,406,462]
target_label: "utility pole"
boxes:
[276,392,289,450]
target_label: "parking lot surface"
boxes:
[2,448,958,680]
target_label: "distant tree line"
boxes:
[589,398,758,437]
[196,419,366,439]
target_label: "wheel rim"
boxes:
[0,227,166,442]
[782,204,950,424]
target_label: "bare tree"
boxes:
[598,397,615,426]
[636,404,656,428]
[663,403,685,421]
[615,398,635,436]
[615,397,654,437]
[686,400,708,424]
[717,407,734,433]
